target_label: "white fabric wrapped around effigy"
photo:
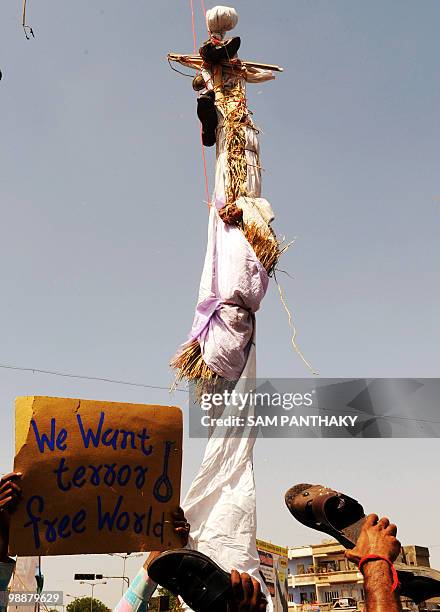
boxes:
[176,56,278,611]
[188,205,267,379]
[177,100,275,380]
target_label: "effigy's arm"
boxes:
[167,53,283,74]
[168,54,203,72]
[243,65,276,83]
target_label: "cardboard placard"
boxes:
[9,396,183,556]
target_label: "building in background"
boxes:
[257,539,289,612]
[288,541,437,612]
[288,542,363,610]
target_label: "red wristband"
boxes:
[358,555,400,592]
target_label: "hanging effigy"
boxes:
[168,5,284,391]
[114,7,286,612]
[168,7,283,611]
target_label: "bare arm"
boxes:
[346,514,402,612]
[362,560,402,612]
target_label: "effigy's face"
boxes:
[206,6,239,38]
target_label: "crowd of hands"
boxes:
[0,472,402,612]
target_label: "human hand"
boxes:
[0,472,22,513]
[345,513,401,566]
[172,507,190,547]
[229,570,267,611]
[0,472,22,561]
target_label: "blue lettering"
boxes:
[153,512,165,544]
[97,494,123,531]
[53,458,71,492]
[134,466,148,489]
[57,515,71,539]
[72,465,86,488]
[103,464,116,486]
[31,419,67,453]
[133,512,145,534]
[116,512,130,531]
[23,495,44,549]
[89,464,103,486]
[117,465,131,486]
[120,430,136,450]
[153,441,174,503]
[77,412,104,448]
[72,509,86,534]
[102,428,119,450]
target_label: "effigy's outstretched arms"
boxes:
[168,52,283,83]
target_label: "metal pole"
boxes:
[90,584,94,612]
[122,556,126,596]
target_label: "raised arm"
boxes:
[345,514,402,612]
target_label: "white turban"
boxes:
[206,5,238,40]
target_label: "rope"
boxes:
[189,0,197,53]
[0,363,187,393]
[22,0,34,39]
[187,0,210,206]
[167,58,194,78]
[273,271,319,376]
[200,132,211,206]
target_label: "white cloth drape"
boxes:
[182,344,273,611]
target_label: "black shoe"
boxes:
[197,91,218,147]
[148,549,231,612]
[192,74,206,91]
[199,36,241,64]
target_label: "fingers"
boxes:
[230,571,265,610]
[258,594,268,612]
[172,508,190,536]
[0,481,22,513]
[173,520,188,529]
[0,473,22,486]
[173,527,188,536]
[377,517,390,529]
[386,523,398,536]
[250,577,261,606]
[231,569,243,605]
[345,549,358,563]
[365,513,379,526]
[0,496,13,511]
[0,481,22,497]
[258,600,267,612]
[172,507,186,521]
[0,484,22,504]
[172,517,190,541]
[241,572,253,602]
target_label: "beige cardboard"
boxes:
[9,396,183,556]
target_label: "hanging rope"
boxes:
[22,0,34,39]
[189,0,197,53]
[273,270,319,376]
[187,0,211,206]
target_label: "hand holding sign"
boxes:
[9,396,183,556]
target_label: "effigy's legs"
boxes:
[180,343,273,611]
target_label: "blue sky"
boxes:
[1,1,440,607]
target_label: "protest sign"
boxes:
[9,396,183,556]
